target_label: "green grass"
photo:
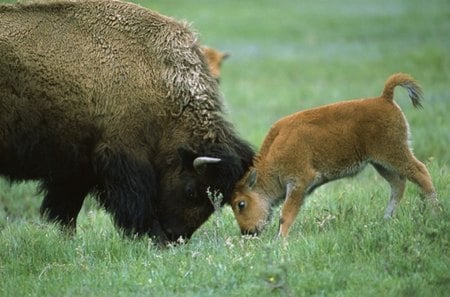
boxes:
[1,0,449,296]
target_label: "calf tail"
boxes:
[381,73,423,108]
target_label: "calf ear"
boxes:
[247,168,258,189]
[221,51,230,60]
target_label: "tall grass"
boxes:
[1,0,449,296]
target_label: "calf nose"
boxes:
[241,228,259,236]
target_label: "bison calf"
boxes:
[201,46,229,82]
[231,73,441,237]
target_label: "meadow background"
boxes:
[1,0,449,296]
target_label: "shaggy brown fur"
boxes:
[201,46,229,82]
[231,73,440,237]
[0,0,254,243]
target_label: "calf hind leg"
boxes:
[404,157,441,211]
[376,149,441,213]
[372,164,406,218]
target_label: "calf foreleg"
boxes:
[278,182,307,237]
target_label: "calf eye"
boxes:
[237,201,246,210]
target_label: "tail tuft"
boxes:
[381,73,423,108]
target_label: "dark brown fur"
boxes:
[231,73,440,237]
[0,0,254,243]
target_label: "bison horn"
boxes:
[193,157,221,173]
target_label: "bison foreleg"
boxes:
[93,148,168,243]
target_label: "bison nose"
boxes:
[164,228,189,244]
[164,228,176,241]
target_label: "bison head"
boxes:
[155,144,253,242]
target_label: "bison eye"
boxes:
[237,201,246,210]
[187,188,195,198]
[185,184,197,199]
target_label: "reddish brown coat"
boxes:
[201,46,229,82]
[231,73,440,237]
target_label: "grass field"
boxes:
[1,0,449,296]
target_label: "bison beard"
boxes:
[0,0,254,244]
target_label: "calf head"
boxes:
[230,168,271,235]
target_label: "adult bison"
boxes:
[0,0,254,243]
